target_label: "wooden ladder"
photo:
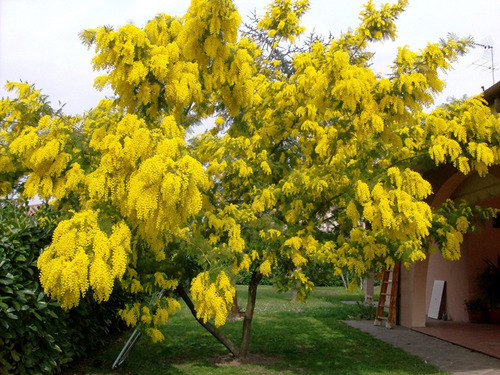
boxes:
[374,261,400,328]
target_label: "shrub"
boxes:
[0,200,127,374]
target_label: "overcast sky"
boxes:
[0,0,498,116]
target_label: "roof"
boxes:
[483,81,500,112]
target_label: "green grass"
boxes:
[69,286,445,374]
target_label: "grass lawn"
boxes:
[69,285,445,375]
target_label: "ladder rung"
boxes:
[374,262,400,329]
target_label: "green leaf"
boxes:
[0,280,13,288]
[15,293,28,304]
[11,300,21,311]
[0,319,9,329]
[20,289,35,296]
[29,324,38,332]
[0,330,12,338]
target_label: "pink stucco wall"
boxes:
[425,247,470,322]
[424,197,500,323]
[400,170,500,327]
[400,260,429,327]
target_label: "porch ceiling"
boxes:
[451,172,500,204]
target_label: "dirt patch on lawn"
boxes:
[213,353,282,367]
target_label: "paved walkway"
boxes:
[344,320,500,375]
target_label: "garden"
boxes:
[0,199,442,374]
[67,285,442,375]
[2,0,500,373]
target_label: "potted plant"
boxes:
[479,255,500,324]
[464,298,488,323]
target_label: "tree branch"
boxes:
[176,285,240,357]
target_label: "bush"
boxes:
[0,200,127,374]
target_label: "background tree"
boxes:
[1,0,499,361]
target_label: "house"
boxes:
[399,80,500,327]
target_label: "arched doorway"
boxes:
[400,166,500,327]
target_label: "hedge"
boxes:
[0,200,127,374]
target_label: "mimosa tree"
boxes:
[1,0,499,360]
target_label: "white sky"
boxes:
[0,0,498,116]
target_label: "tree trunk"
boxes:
[340,272,349,289]
[176,285,240,357]
[239,270,263,359]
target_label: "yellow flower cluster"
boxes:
[81,109,209,257]
[190,271,235,327]
[360,182,432,240]
[425,98,500,176]
[82,14,203,117]
[179,0,240,65]
[257,0,310,43]
[251,187,277,213]
[119,295,181,342]
[358,0,407,42]
[3,94,84,200]
[441,229,463,261]
[201,202,252,254]
[259,259,272,276]
[127,154,207,245]
[37,210,131,308]
[154,272,179,290]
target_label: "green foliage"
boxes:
[236,262,347,287]
[236,271,272,285]
[0,199,128,374]
[349,298,377,320]
[302,261,347,287]
[0,200,60,373]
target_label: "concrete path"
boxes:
[344,320,500,375]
